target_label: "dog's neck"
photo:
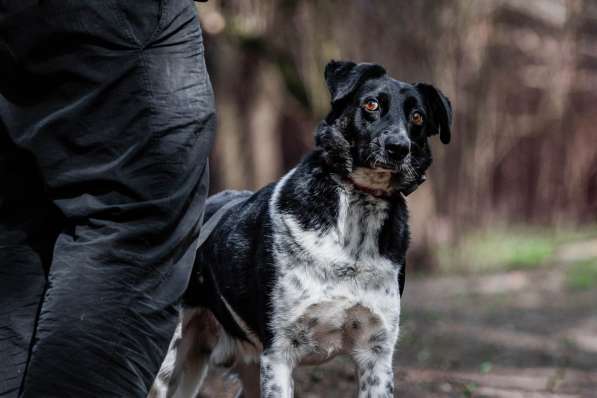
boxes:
[345,168,397,199]
[343,167,426,198]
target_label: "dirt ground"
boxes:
[200,263,597,397]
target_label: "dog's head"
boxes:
[315,60,452,195]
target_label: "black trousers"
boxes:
[0,1,215,396]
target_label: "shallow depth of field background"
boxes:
[196,1,597,397]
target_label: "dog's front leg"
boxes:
[260,351,294,398]
[355,351,395,398]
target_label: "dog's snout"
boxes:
[384,134,410,160]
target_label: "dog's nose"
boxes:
[384,134,410,160]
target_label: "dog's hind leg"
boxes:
[148,321,183,398]
[233,361,260,398]
[149,308,220,398]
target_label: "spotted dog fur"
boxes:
[149,60,453,398]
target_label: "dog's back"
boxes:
[184,185,276,341]
[202,189,253,221]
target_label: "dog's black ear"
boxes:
[325,60,386,104]
[414,83,453,144]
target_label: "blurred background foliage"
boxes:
[197,0,597,273]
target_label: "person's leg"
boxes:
[0,130,62,398]
[0,0,216,396]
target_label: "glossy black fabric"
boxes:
[0,1,215,396]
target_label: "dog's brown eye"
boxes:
[363,99,379,112]
[410,111,424,125]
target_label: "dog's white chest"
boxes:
[269,188,401,363]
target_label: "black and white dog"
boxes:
[150,61,452,398]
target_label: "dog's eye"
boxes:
[410,111,424,126]
[363,99,379,112]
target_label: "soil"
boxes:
[199,263,597,397]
